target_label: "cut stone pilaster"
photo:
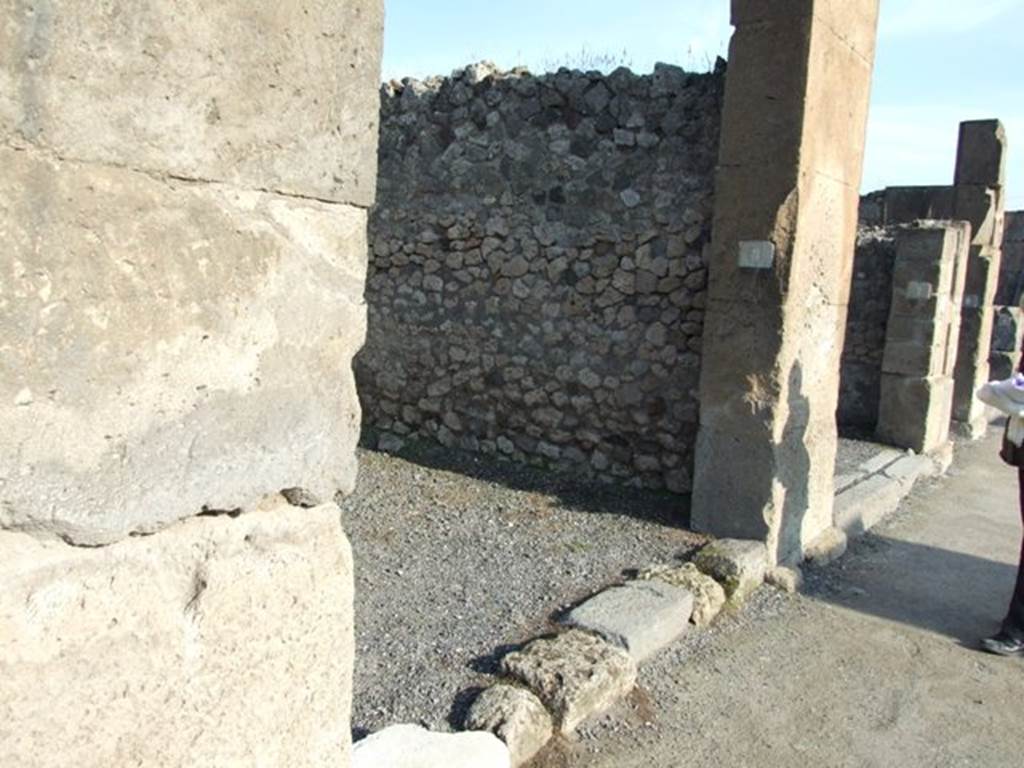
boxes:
[692,0,881,564]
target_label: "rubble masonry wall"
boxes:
[359,62,724,492]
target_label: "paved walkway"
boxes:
[546,433,1024,768]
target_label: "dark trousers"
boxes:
[1004,466,1024,638]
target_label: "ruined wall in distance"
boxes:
[360,62,724,492]
[838,226,898,432]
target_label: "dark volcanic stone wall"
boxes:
[838,226,898,432]
[358,61,725,492]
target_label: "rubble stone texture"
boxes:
[876,222,970,453]
[561,580,694,661]
[839,227,899,431]
[691,0,881,564]
[693,538,768,602]
[353,725,511,768]
[465,685,554,767]
[639,562,727,626]
[989,305,1023,379]
[500,630,638,734]
[359,62,724,492]
[0,500,355,768]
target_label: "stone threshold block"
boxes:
[1,146,368,545]
[693,538,768,603]
[353,725,510,768]
[500,630,637,735]
[561,581,694,662]
[0,499,354,768]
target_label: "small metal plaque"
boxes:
[738,240,775,269]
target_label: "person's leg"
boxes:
[1001,467,1024,637]
[982,465,1024,655]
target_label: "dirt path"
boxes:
[540,433,1024,767]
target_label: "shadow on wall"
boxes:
[358,428,693,529]
[777,363,812,564]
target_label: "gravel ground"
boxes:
[341,432,891,740]
[835,436,889,476]
[339,440,706,738]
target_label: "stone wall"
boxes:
[995,211,1024,305]
[838,227,898,432]
[360,62,725,492]
[1,2,383,764]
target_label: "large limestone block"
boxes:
[0,499,354,768]
[954,120,1008,189]
[500,630,637,735]
[877,374,954,453]
[881,186,954,224]
[353,725,510,768]
[0,147,368,545]
[561,580,693,661]
[0,0,383,205]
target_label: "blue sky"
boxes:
[382,0,1023,208]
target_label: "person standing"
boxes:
[978,375,1024,655]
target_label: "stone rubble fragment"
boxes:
[500,630,637,734]
[464,685,554,766]
[765,565,805,594]
[693,538,768,602]
[639,562,727,626]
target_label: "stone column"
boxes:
[950,120,1008,437]
[876,223,970,453]
[692,0,880,564]
[0,2,383,765]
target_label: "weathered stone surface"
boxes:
[877,375,955,454]
[639,562,727,626]
[692,0,879,564]
[954,120,1008,190]
[0,147,368,545]
[694,538,768,602]
[765,565,804,594]
[465,685,554,767]
[834,474,911,536]
[561,581,693,661]
[500,630,637,734]
[0,499,354,768]
[360,63,723,493]
[804,526,849,566]
[353,725,510,768]
[877,186,955,224]
[0,0,384,206]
